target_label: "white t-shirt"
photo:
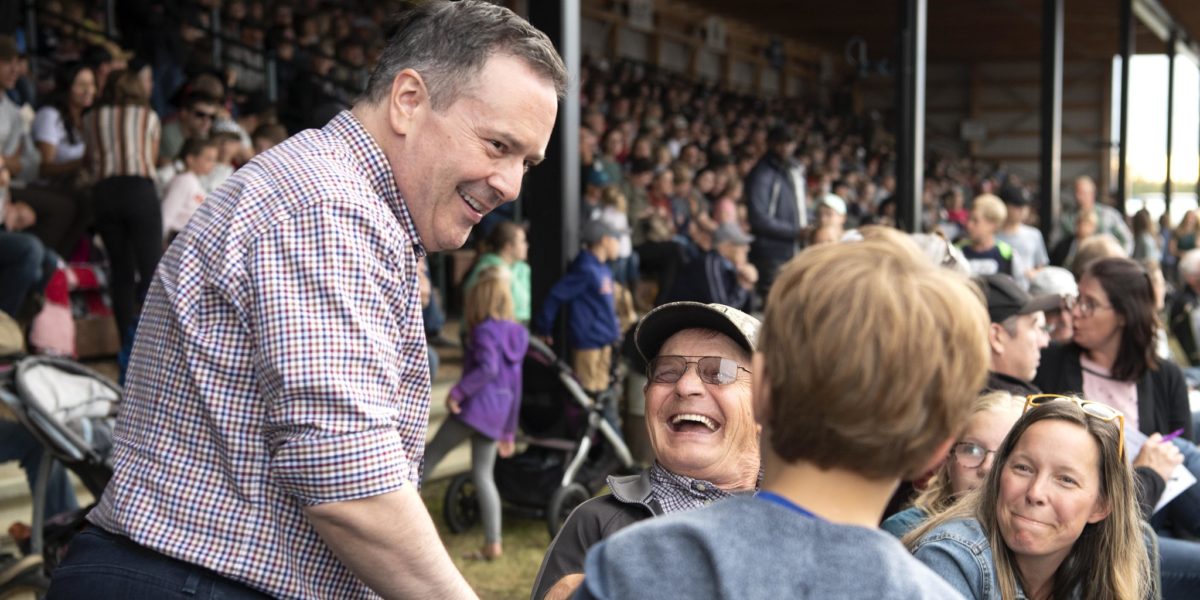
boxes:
[160,171,207,242]
[32,106,85,163]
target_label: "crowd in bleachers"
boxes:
[5,2,1200,598]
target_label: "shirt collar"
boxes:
[324,110,426,258]
[648,461,732,511]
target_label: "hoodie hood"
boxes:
[477,319,529,363]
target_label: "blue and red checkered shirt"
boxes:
[89,111,432,599]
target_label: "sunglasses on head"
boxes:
[647,355,751,386]
[1024,394,1126,461]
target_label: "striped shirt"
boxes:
[88,111,432,599]
[81,104,160,180]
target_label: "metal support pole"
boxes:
[1039,0,1063,244]
[211,5,222,69]
[1165,30,1176,218]
[25,0,38,82]
[528,0,580,349]
[896,0,926,233]
[1116,0,1133,215]
[266,55,278,103]
[105,0,116,39]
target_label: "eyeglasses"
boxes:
[951,442,997,469]
[647,355,751,386]
[192,109,217,121]
[1024,394,1125,461]
[1071,295,1113,318]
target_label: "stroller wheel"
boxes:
[443,474,481,534]
[547,483,590,539]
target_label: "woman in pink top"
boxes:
[1033,257,1200,538]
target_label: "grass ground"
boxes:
[421,478,557,600]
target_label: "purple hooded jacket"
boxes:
[450,319,529,442]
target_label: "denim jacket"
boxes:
[910,518,1030,600]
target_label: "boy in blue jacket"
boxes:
[534,220,622,395]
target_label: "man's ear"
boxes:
[387,68,428,137]
[751,352,771,425]
[988,322,1007,356]
[907,435,956,481]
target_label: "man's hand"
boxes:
[5,201,36,231]
[537,335,553,347]
[736,263,758,288]
[543,573,585,600]
[1133,433,1184,483]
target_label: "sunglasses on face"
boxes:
[192,109,217,121]
[647,355,751,386]
[1024,394,1125,461]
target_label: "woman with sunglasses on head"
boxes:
[907,397,1152,600]
[1033,257,1200,537]
[883,392,1025,538]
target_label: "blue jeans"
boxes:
[0,420,77,518]
[47,527,271,599]
[1159,535,1200,600]
[1154,438,1200,538]
[0,231,57,317]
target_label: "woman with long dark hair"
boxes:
[1034,257,1200,539]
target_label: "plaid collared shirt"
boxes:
[89,111,431,599]
[648,461,735,514]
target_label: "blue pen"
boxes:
[1160,428,1186,443]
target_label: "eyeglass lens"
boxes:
[952,442,990,468]
[649,356,740,385]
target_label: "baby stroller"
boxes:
[0,355,120,593]
[443,337,636,538]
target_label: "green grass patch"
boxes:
[422,478,555,600]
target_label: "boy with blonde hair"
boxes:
[576,234,991,599]
[959,193,1021,279]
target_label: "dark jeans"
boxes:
[47,527,271,599]
[0,231,58,317]
[92,176,163,347]
[1159,535,1200,600]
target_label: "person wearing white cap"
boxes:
[664,223,757,312]
[1029,265,1078,344]
[815,193,846,241]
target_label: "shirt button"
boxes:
[693,482,707,492]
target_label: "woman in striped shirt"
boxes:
[82,68,162,350]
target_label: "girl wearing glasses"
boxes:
[907,398,1151,600]
[882,392,1023,538]
[1033,257,1200,537]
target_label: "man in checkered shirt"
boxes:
[46,2,566,599]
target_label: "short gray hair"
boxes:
[362,0,568,109]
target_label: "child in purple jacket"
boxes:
[422,266,528,561]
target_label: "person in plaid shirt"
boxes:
[46,2,566,599]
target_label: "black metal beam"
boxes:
[1116,0,1133,215]
[1165,30,1176,217]
[527,0,581,345]
[896,0,926,233]
[1039,0,1063,244]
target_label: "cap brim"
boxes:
[1020,294,1062,315]
[634,302,756,361]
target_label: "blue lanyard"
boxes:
[755,491,822,520]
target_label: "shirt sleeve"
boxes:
[31,107,64,146]
[248,200,417,506]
